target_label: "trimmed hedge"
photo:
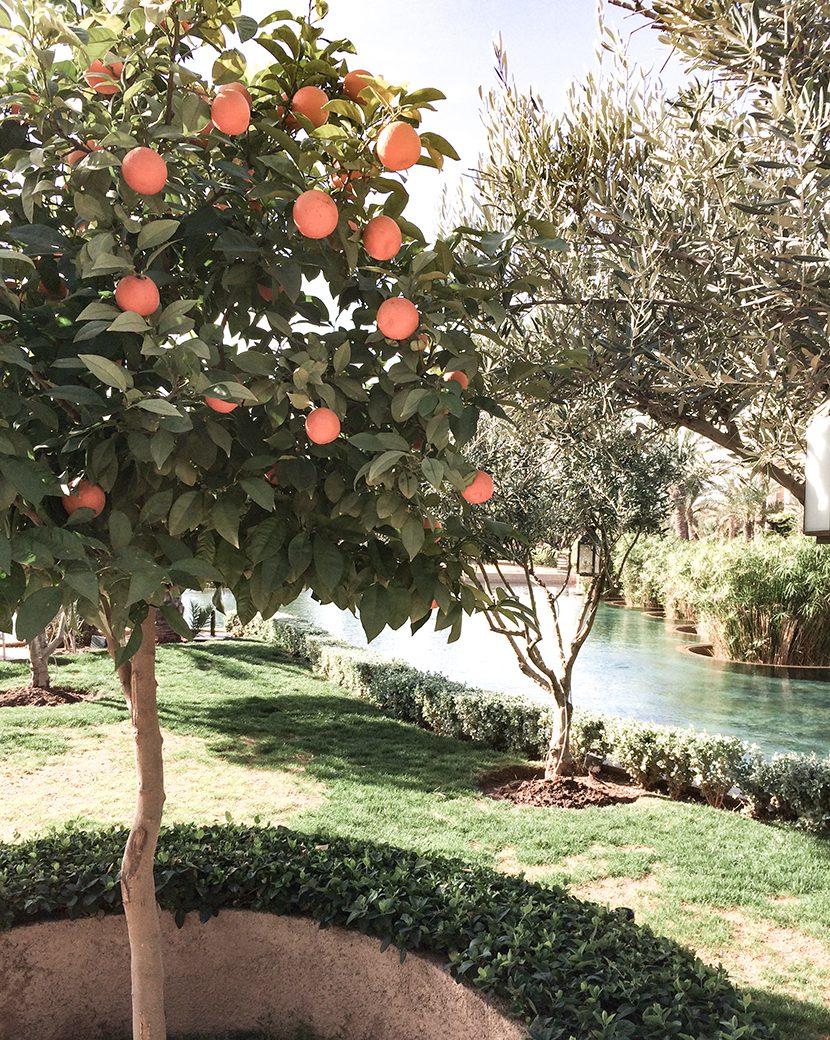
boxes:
[0,823,772,1040]
[258,616,830,833]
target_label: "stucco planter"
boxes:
[0,909,526,1040]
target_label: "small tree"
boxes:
[0,3,512,1035]
[452,408,678,777]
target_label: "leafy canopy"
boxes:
[0,0,509,650]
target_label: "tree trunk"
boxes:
[670,486,689,540]
[544,698,575,779]
[122,609,167,1040]
[27,632,51,690]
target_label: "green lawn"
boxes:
[2,640,829,1040]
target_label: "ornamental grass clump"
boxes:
[694,538,830,666]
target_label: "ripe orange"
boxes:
[377,121,421,171]
[431,599,439,610]
[264,466,280,486]
[66,140,99,166]
[306,407,341,444]
[62,480,106,518]
[377,297,419,340]
[211,90,250,135]
[257,284,279,302]
[204,396,239,413]
[291,85,329,128]
[423,517,443,531]
[411,333,429,352]
[83,60,123,95]
[114,274,160,316]
[363,215,402,261]
[218,81,252,109]
[344,69,372,103]
[443,370,469,390]
[122,147,168,195]
[331,163,362,192]
[293,190,338,239]
[462,470,494,504]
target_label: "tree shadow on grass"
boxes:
[157,644,502,796]
[742,984,830,1040]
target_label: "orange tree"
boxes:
[0,2,513,1035]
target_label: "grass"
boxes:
[2,640,830,1039]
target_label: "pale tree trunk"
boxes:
[670,486,689,540]
[121,609,167,1040]
[545,699,575,779]
[28,632,52,689]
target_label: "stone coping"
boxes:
[0,909,527,1040]
[679,642,830,681]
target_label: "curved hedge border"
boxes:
[257,615,830,834]
[0,823,771,1040]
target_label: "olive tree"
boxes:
[0,2,510,1034]
[448,405,678,777]
[473,0,830,501]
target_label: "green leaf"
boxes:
[127,564,165,606]
[368,450,405,483]
[1,458,61,504]
[76,301,120,321]
[63,566,99,604]
[212,48,246,84]
[78,354,131,391]
[169,491,201,536]
[421,457,445,489]
[235,14,258,42]
[107,311,150,334]
[15,586,62,642]
[212,496,240,547]
[419,132,460,161]
[137,219,180,251]
[359,585,387,642]
[240,477,275,511]
[160,603,193,640]
[109,510,132,550]
[136,398,183,417]
[287,531,312,580]
[313,535,344,591]
[401,515,425,560]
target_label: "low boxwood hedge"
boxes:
[0,823,771,1040]
[256,615,830,833]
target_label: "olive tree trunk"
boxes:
[544,695,575,779]
[121,609,167,1040]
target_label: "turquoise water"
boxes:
[278,593,830,759]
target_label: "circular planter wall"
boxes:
[678,642,830,681]
[0,910,525,1040]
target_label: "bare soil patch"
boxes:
[0,686,89,708]
[480,764,644,809]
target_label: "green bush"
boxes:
[0,824,773,1040]
[260,616,830,833]
[742,753,830,831]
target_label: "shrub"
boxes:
[690,734,749,808]
[0,824,773,1040]
[611,719,666,790]
[569,711,612,771]
[744,753,830,831]
[260,616,830,833]
[655,728,698,799]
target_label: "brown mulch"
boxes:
[0,686,89,708]
[480,764,645,809]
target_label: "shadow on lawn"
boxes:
[158,642,497,794]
